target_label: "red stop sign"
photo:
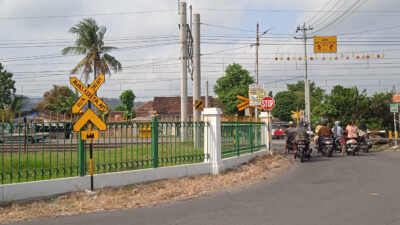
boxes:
[261,97,275,110]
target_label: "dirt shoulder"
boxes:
[0,154,291,224]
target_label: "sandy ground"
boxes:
[0,154,291,224]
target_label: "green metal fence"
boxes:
[221,121,266,158]
[0,117,209,184]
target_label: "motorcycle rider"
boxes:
[332,121,344,150]
[314,120,322,148]
[342,120,359,156]
[284,121,296,154]
[294,121,311,157]
[317,118,333,154]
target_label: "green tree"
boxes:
[271,91,298,121]
[317,85,369,125]
[62,18,122,84]
[35,85,77,114]
[364,92,392,130]
[214,63,254,115]
[0,63,16,109]
[114,90,136,118]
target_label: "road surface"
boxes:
[12,142,400,225]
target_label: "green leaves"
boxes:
[0,63,16,109]
[35,85,77,114]
[214,63,254,115]
[117,90,136,118]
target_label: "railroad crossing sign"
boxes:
[314,36,337,53]
[261,97,275,111]
[195,99,204,111]
[291,109,304,119]
[70,75,107,132]
[236,95,262,112]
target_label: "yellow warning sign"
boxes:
[70,75,108,113]
[195,100,204,111]
[314,36,337,53]
[73,109,106,131]
[81,130,99,140]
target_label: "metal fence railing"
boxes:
[221,121,266,158]
[0,117,209,184]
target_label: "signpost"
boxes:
[314,36,337,53]
[391,103,399,145]
[70,74,108,191]
[261,97,275,154]
[248,84,266,106]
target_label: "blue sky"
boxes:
[0,0,399,101]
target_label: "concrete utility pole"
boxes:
[205,80,209,107]
[193,13,201,148]
[255,23,271,119]
[296,23,313,129]
[179,2,188,140]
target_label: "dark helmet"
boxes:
[321,118,328,125]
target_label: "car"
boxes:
[272,124,285,139]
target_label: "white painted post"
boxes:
[260,111,272,154]
[202,108,224,174]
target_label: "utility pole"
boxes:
[179,2,188,140]
[205,80,209,107]
[296,23,313,129]
[254,23,271,119]
[193,13,201,148]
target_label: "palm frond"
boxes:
[102,53,122,73]
[61,46,87,55]
[101,46,117,53]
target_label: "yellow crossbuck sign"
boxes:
[70,75,107,132]
[71,75,108,113]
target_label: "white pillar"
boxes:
[260,111,272,154]
[202,108,224,174]
[179,2,188,141]
[193,13,201,148]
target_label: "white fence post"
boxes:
[260,112,272,154]
[202,108,224,174]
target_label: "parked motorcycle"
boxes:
[320,137,334,157]
[359,133,372,153]
[294,140,311,162]
[346,138,359,156]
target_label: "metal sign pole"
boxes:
[267,111,271,154]
[395,112,398,145]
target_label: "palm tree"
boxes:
[62,18,122,84]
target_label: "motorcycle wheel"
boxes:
[353,151,356,156]
[300,151,304,163]
[327,150,333,157]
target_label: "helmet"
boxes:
[288,121,294,126]
[316,120,320,125]
[321,118,328,125]
[334,121,341,126]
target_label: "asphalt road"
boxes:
[12,142,400,225]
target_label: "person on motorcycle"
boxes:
[294,121,310,157]
[342,120,359,156]
[313,120,322,147]
[332,121,344,149]
[317,118,333,155]
[358,122,368,137]
[284,121,296,154]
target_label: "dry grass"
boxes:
[0,154,291,224]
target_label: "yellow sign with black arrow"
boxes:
[73,109,106,131]
[195,99,204,111]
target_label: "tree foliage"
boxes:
[114,90,136,118]
[62,18,122,84]
[214,63,254,115]
[0,63,16,109]
[35,85,77,114]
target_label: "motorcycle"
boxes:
[287,136,295,153]
[320,137,334,157]
[346,138,359,156]
[334,137,343,153]
[294,140,311,162]
[359,133,372,153]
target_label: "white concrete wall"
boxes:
[0,149,265,203]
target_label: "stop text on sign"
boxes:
[261,97,275,111]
